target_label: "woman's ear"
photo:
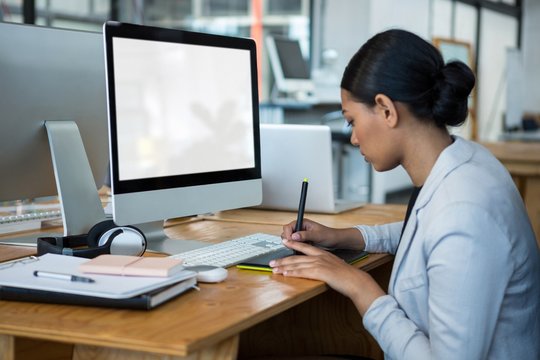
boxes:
[374,94,398,128]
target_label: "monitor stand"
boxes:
[136,221,209,255]
[0,120,106,247]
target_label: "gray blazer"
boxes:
[356,136,540,360]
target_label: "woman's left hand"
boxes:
[270,238,386,315]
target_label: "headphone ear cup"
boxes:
[86,220,117,248]
[125,225,147,250]
[99,225,147,256]
[122,225,147,256]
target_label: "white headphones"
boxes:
[37,220,147,258]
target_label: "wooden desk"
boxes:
[482,141,540,246]
[0,205,404,360]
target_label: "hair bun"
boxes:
[432,61,476,127]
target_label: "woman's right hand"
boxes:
[281,218,365,250]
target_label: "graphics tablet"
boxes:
[237,247,369,272]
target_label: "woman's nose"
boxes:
[350,133,359,147]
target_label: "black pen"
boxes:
[33,270,95,283]
[292,178,309,255]
[294,178,309,233]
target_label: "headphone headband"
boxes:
[37,221,146,258]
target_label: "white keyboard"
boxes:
[0,210,62,234]
[0,210,62,224]
[169,233,285,268]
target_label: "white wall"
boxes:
[310,0,370,103]
[477,9,518,140]
[369,0,430,37]
[318,0,371,80]
[522,0,540,114]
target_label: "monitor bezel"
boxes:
[104,21,261,196]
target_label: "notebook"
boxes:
[0,254,197,299]
[258,124,365,214]
[0,276,197,310]
[79,254,184,277]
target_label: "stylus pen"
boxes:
[294,178,309,233]
[33,270,95,283]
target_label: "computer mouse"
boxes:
[185,265,228,283]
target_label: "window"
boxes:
[2,0,312,101]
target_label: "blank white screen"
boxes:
[113,37,255,181]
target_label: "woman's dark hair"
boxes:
[341,29,475,127]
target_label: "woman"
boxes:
[270,29,540,359]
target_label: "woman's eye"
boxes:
[346,120,354,128]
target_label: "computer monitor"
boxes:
[265,35,315,103]
[0,22,109,244]
[103,22,262,254]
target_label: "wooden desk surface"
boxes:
[481,141,540,165]
[0,205,405,359]
[481,141,540,178]
[206,204,407,228]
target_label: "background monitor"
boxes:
[0,22,109,243]
[266,35,315,101]
[103,22,262,254]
